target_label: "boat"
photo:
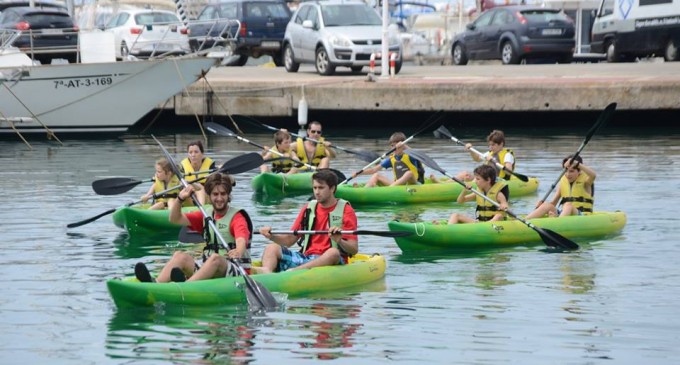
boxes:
[251,172,314,196]
[0,30,217,134]
[107,253,386,307]
[112,204,204,236]
[387,211,627,253]
[336,176,539,205]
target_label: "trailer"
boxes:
[591,0,680,62]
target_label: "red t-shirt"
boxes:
[185,210,250,240]
[291,200,358,257]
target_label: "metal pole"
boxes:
[381,0,389,78]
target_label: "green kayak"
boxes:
[388,211,627,253]
[107,253,386,307]
[336,177,539,205]
[251,172,314,196]
[112,204,205,237]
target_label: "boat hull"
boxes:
[388,211,627,253]
[0,56,217,134]
[112,204,204,236]
[336,177,539,205]
[251,172,314,196]
[107,253,386,307]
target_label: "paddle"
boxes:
[178,226,205,243]
[152,135,278,311]
[341,111,444,185]
[407,149,579,250]
[433,125,530,182]
[66,153,264,229]
[538,102,616,204]
[91,153,264,195]
[204,121,348,181]
[232,114,381,162]
[268,229,413,237]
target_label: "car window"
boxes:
[321,4,381,27]
[198,6,215,20]
[24,12,73,27]
[244,2,288,18]
[218,3,238,19]
[520,10,571,23]
[134,12,178,25]
[116,12,129,26]
[473,10,494,27]
[491,10,513,25]
[307,6,318,26]
[294,5,310,24]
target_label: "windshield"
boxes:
[321,4,382,27]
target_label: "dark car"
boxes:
[451,6,575,65]
[187,0,291,66]
[0,6,78,63]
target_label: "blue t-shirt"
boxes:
[380,154,421,169]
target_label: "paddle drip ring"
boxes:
[415,222,426,237]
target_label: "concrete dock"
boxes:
[170,61,680,128]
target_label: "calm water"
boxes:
[1,124,679,365]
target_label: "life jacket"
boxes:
[475,181,507,221]
[271,146,295,173]
[295,137,326,168]
[558,172,594,214]
[299,199,350,263]
[488,148,515,180]
[390,152,424,184]
[203,206,253,271]
[181,157,214,185]
[152,175,180,205]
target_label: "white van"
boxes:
[591,0,680,62]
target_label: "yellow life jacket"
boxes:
[295,137,327,168]
[152,175,180,205]
[558,172,594,214]
[488,148,515,180]
[389,152,424,184]
[475,181,507,221]
[204,206,253,271]
[181,157,214,185]
[271,146,294,173]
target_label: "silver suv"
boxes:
[282,0,402,75]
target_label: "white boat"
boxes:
[0,30,217,134]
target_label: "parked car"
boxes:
[282,0,403,75]
[187,0,291,66]
[451,5,575,65]
[104,9,190,60]
[0,6,78,63]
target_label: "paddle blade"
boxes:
[329,168,347,182]
[229,259,278,311]
[219,152,264,175]
[433,125,453,139]
[349,149,381,163]
[92,177,146,195]
[509,170,530,183]
[534,226,579,250]
[178,226,204,243]
[584,103,616,144]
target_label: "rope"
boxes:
[0,108,32,150]
[2,82,62,145]
[172,58,208,142]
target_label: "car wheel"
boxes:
[393,58,402,74]
[557,54,573,64]
[664,39,679,62]
[235,55,248,66]
[605,40,619,63]
[501,41,519,65]
[315,46,335,76]
[120,41,129,60]
[284,44,300,72]
[272,51,284,67]
[452,43,468,65]
[350,66,363,73]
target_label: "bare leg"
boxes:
[525,202,557,219]
[255,243,282,274]
[157,251,196,283]
[365,173,391,187]
[188,253,227,281]
[448,213,476,224]
[559,202,576,217]
[289,248,341,271]
[317,157,330,169]
[391,171,417,186]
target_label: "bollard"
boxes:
[389,52,397,78]
[367,52,379,81]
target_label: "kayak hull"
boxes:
[388,211,627,253]
[112,204,203,236]
[107,253,386,307]
[336,177,539,205]
[251,172,314,196]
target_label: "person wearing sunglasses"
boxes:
[295,121,336,169]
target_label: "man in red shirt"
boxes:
[257,169,358,273]
[134,173,253,282]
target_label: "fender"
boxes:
[497,32,520,56]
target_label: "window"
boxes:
[474,10,495,27]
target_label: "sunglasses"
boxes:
[310,130,322,135]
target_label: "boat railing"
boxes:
[0,27,80,64]
[185,18,241,55]
[0,29,21,49]
[121,19,193,59]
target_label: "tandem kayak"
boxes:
[336,177,539,205]
[251,172,314,196]
[112,204,206,237]
[387,211,627,253]
[107,253,386,307]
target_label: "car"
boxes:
[451,5,575,65]
[0,6,78,63]
[104,8,190,60]
[283,0,403,75]
[187,0,291,66]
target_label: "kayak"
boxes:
[387,211,627,253]
[251,172,314,196]
[112,204,205,236]
[336,177,539,205]
[107,253,386,307]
